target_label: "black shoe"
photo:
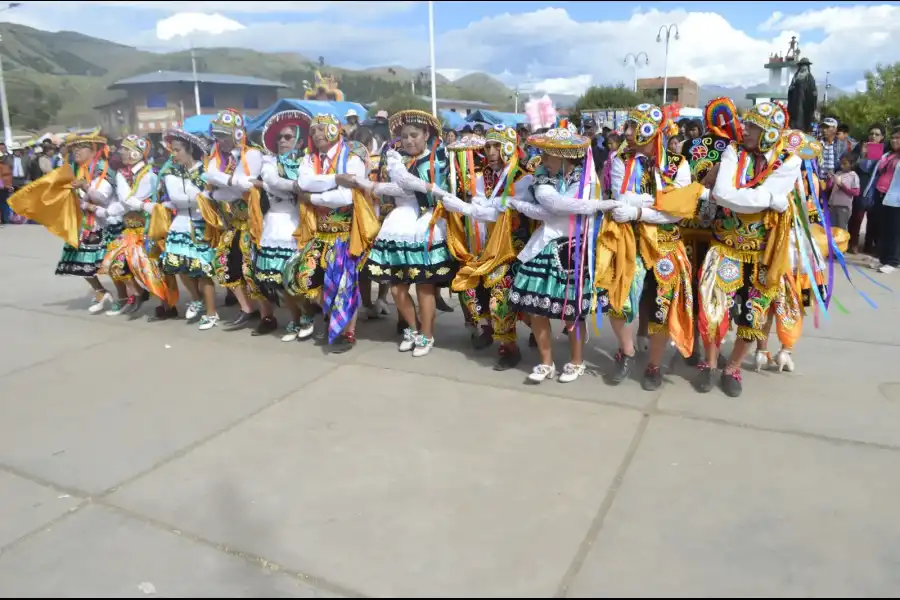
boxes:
[493,345,521,371]
[471,326,494,350]
[249,310,261,320]
[720,370,743,398]
[147,305,177,322]
[141,288,151,302]
[329,332,356,354]
[224,311,253,331]
[694,362,715,393]
[435,295,454,313]
[251,316,278,336]
[641,364,663,391]
[684,349,700,367]
[607,350,635,385]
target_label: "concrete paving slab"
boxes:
[0,504,338,597]
[0,470,81,547]
[660,336,900,447]
[0,330,336,494]
[108,364,642,597]
[566,415,900,597]
[0,306,125,378]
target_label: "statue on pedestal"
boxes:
[787,36,800,61]
[787,57,817,132]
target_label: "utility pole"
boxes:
[190,45,201,116]
[0,3,22,147]
[657,24,680,104]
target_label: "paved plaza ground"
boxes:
[0,224,899,597]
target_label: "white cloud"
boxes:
[8,1,900,99]
[156,12,245,41]
[526,74,594,96]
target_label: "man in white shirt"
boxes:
[285,113,367,353]
[205,109,264,330]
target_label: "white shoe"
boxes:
[411,335,434,357]
[297,318,315,341]
[636,335,650,354]
[184,301,203,321]
[558,362,586,383]
[399,328,417,352]
[878,264,896,274]
[774,349,794,373]
[281,321,299,342]
[88,292,112,314]
[753,350,772,373]
[198,314,219,331]
[527,363,557,383]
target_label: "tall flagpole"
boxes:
[428,0,437,118]
[190,44,201,116]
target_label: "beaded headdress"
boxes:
[121,134,150,163]
[742,101,789,152]
[485,124,519,164]
[310,113,342,144]
[209,108,246,146]
[66,127,107,148]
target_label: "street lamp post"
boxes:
[656,24,680,105]
[0,3,22,147]
[623,52,649,93]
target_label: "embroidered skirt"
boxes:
[254,245,294,302]
[508,237,597,322]
[56,228,106,278]
[160,224,215,279]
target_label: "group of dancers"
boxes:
[12,97,851,398]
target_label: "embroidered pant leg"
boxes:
[489,274,517,344]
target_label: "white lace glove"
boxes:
[611,203,640,223]
[769,193,789,213]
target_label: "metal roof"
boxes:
[109,71,287,90]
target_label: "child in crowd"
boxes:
[829,154,860,231]
[601,133,622,199]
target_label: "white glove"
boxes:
[619,192,653,208]
[611,203,639,223]
[94,207,107,219]
[440,194,470,215]
[491,196,508,211]
[430,185,450,199]
[142,201,154,214]
[769,193,789,213]
[597,200,618,212]
[163,201,175,211]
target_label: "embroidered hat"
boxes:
[163,129,209,156]
[262,109,311,153]
[485,124,519,164]
[66,127,107,148]
[388,109,442,138]
[310,113,342,144]
[526,124,590,159]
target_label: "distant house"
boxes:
[636,76,700,107]
[94,70,287,138]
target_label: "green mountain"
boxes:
[0,23,515,132]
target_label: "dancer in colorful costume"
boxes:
[57,129,119,314]
[695,101,802,397]
[507,124,610,384]
[441,125,536,370]
[284,113,378,353]
[255,109,308,340]
[602,103,703,390]
[101,134,172,316]
[158,129,220,330]
[204,108,264,330]
[359,110,458,357]
[682,97,743,363]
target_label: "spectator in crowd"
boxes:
[600,132,622,199]
[0,152,10,225]
[828,154,859,231]
[343,109,360,137]
[820,117,845,177]
[848,123,885,253]
[867,126,900,274]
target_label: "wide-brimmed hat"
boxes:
[389,109,442,138]
[66,127,107,147]
[163,129,209,156]
[526,126,590,159]
[261,109,311,153]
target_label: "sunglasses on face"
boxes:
[278,133,295,141]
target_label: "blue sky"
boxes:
[8,1,900,95]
